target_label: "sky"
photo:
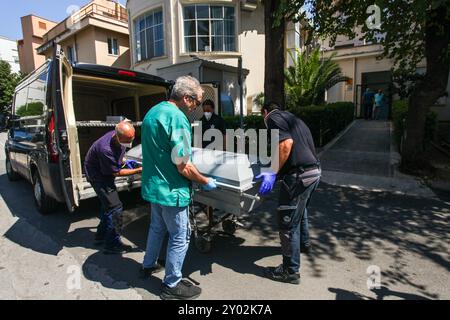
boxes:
[0,0,126,41]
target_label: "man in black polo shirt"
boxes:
[200,99,226,149]
[256,102,321,285]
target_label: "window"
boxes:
[26,71,48,117]
[13,70,48,141]
[67,46,76,63]
[134,9,164,62]
[108,37,119,56]
[183,5,236,53]
[39,22,47,30]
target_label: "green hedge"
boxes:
[392,100,438,151]
[223,102,355,147]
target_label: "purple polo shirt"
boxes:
[84,131,126,184]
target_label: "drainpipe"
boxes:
[199,61,204,82]
[238,56,244,129]
[353,57,357,118]
[74,34,78,63]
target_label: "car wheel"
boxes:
[6,156,21,181]
[33,171,57,214]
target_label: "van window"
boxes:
[15,71,48,142]
[12,86,29,139]
[14,86,28,116]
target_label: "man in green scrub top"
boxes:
[140,76,217,300]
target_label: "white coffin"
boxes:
[126,146,263,215]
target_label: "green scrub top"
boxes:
[141,101,192,207]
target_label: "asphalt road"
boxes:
[1,131,449,300]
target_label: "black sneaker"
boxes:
[160,280,202,300]
[139,260,165,278]
[301,244,312,255]
[264,265,300,285]
[104,243,134,254]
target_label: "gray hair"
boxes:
[170,76,203,101]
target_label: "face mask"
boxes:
[204,112,213,121]
[120,142,133,149]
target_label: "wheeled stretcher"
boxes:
[126,146,264,253]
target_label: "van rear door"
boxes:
[52,45,81,212]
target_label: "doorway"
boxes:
[360,71,393,120]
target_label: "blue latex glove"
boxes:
[203,178,217,191]
[256,172,277,195]
[123,160,140,169]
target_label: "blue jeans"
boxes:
[278,173,320,274]
[143,203,191,288]
[90,180,123,248]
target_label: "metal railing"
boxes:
[41,2,128,44]
[71,3,128,24]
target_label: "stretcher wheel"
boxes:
[222,219,238,235]
[195,234,212,254]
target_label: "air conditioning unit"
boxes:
[241,0,258,12]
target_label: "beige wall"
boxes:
[51,26,131,68]
[19,15,56,74]
[127,0,265,115]
[94,27,131,68]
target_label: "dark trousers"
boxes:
[364,103,373,120]
[278,171,321,274]
[89,180,123,248]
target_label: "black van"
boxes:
[4,46,171,214]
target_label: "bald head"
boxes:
[115,121,135,145]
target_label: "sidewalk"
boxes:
[319,120,435,198]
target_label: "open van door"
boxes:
[52,44,82,212]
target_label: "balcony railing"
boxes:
[71,3,128,25]
[41,3,128,46]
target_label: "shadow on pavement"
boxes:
[0,171,146,256]
[328,286,432,300]
[81,226,280,298]
[1,165,448,299]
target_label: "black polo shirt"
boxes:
[201,113,227,149]
[266,110,318,175]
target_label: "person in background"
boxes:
[200,99,227,149]
[256,101,321,285]
[140,76,217,300]
[374,89,385,120]
[84,121,142,254]
[362,88,375,120]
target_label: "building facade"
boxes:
[0,36,21,73]
[37,0,130,69]
[127,0,268,115]
[18,15,57,74]
[322,33,450,122]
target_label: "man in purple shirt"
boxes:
[84,121,142,254]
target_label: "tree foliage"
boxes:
[275,0,450,169]
[285,48,349,106]
[276,0,450,73]
[0,60,24,111]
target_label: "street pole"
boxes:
[238,56,244,129]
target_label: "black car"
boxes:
[4,45,171,214]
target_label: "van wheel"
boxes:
[33,171,57,214]
[6,156,21,181]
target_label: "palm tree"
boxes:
[285,48,349,107]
